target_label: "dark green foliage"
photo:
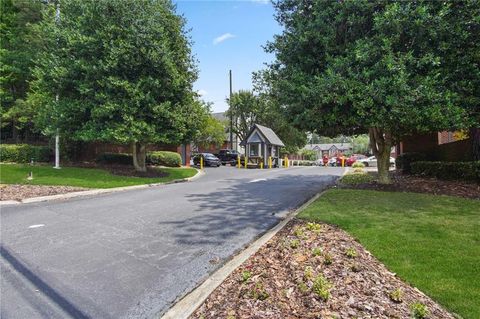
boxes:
[0,144,51,163]
[411,161,480,182]
[148,151,181,167]
[96,153,132,166]
[29,0,204,171]
[0,0,43,140]
[262,0,478,183]
[395,152,428,173]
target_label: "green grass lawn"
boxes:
[299,189,480,319]
[0,164,197,188]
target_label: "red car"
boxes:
[346,154,368,166]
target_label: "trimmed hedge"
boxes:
[395,152,427,173]
[96,153,132,165]
[148,151,181,167]
[411,161,480,182]
[0,144,51,163]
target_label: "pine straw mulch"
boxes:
[0,184,86,201]
[341,171,480,200]
[191,220,455,319]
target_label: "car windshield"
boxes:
[204,153,215,158]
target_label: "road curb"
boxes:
[160,188,329,319]
[0,168,203,206]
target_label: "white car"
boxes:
[359,156,395,167]
[328,157,337,166]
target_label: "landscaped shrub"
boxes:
[395,152,427,173]
[339,172,374,185]
[411,161,480,182]
[0,144,51,163]
[352,161,365,168]
[148,151,181,167]
[96,152,133,165]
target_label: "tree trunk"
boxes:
[471,127,480,161]
[368,127,393,184]
[132,142,147,172]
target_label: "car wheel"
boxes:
[364,162,369,167]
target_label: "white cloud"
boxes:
[213,33,235,45]
[198,89,207,96]
[251,0,269,4]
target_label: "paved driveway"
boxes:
[1,166,344,319]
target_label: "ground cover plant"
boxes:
[0,164,197,189]
[299,189,480,319]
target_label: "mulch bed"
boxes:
[192,220,454,319]
[0,184,86,201]
[341,171,480,200]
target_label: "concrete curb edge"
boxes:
[0,168,203,206]
[160,188,329,319]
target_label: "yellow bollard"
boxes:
[260,161,264,169]
[269,156,272,169]
[341,158,345,167]
[245,157,248,169]
[237,155,241,168]
[200,156,204,170]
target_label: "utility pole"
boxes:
[229,70,234,150]
[53,2,61,169]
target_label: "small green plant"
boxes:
[312,274,332,301]
[389,288,404,303]
[290,239,300,249]
[250,282,269,301]
[241,270,252,283]
[297,280,309,293]
[349,263,361,273]
[293,226,305,238]
[306,222,323,233]
[345,247,358,258]
[410,302,429,319]
[304,266,314,281]
[323,253,333,265]
[312,247,322,257]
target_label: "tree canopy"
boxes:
[29,0,202,171]
[0,0,43,141]
[263,0,477,182]
[226,90,306,154]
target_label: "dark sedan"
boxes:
[193,153,221,167]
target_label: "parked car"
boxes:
[193,153,221,167]
[346,154,368,166]
[215,149,244,165]
[328,157,337,166]
[359,156,396,167]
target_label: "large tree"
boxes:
[29,0,200,171]
[264,0,476,183]
[0,0,43,141]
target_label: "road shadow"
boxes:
[0,245,111,319]
[163,172,339,246]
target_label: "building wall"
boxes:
[399,132,473,162]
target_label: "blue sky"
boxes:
[174,0,281,112]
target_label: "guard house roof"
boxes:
[240,124,285,147]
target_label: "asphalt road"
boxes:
[0,166,344,319]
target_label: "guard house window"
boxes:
[250,144,259,156]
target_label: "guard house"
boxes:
[240,124,285,167]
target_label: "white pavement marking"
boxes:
[28,224,45,229]
[248,178,267,183]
